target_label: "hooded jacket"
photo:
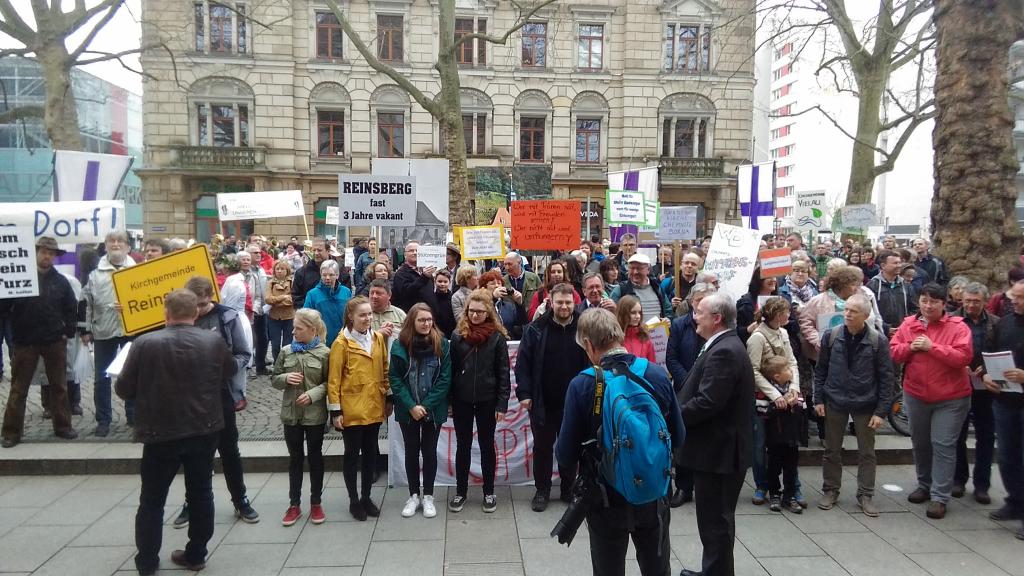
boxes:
[891,313,973,403]
[271,341,330,426]
[303,281,352,346]
[327,329,390,427]
[83,254,136,340]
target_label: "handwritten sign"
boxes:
[652,206,698,241]
[325,205,339,226]
[460,225,505,260]
[795,190,826,232]
[840,204,877,232]
[338,174,417,227]
[759,248,793,277]
[217,191,305,221]
[511,200,581,251]
[0,226,39,299]
[703,223,762,300]
[606,189,646,225]
[644,201,660,228]
[646,319,670,366]
[1,200,125,244]
[416,244,447,269]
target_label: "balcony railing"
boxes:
[660,157,725,178]
[177,146,260,168]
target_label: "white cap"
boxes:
[627,253,651,266]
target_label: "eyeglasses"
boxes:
[467,308,488,316]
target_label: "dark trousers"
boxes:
[0,318,12,373]
[94,336,131,424]
[135,432,219,573]
[531,410,576,493]
[2,341,72,439]
[994,401,1024,515]
[342,423,380,501]
[674,465,695,494]
[453,399,497,496]
[399,419,442,496]
[252,315,269,371]
[766,442,799,500]
[693,470,746,576]
[284,424,325,506]
[40,380,81,412]
[586,494,671,576]
[217,389,247,503]
[267,318,293,365]
[955,389,996,491]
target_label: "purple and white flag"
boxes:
[52,150,134,202]
[607,166,659,241]
[737,161,776,231]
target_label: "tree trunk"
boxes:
[845,69,886,207]
[37,43,83,151]
[931,0,1023,291]
[437,0,472,227]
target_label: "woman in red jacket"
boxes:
[616,295,657,363]
[890,282,973,520]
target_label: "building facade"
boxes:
[139,0,755,244]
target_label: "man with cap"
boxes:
[610,253,673,321]
[446,243,462,278]
[0,237,80,447]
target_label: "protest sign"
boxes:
[652,206,698,241]
[817,312,844,334]
[759,248,793,277]
[416,244,447,269]
[510,200,580,251]
[112,245,219,336]
[795,190,826,232]
[0,226,39,299]
[646,319,670,366]
[325,205,340,226]
[460,226,505,260]
[217,190,304,221]
[840,204,877,232]
[1,200,125,245]
[606,190,646,224]
[644,201,660,228]
[703,223,762,299]
[339,174,417,227]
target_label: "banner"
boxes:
[511,200,580,251]
[460,226,505,260]
[339,174,417,228]
[0,200,125,245]
[216,190,304,222]
[416,245,447,269]
[52,150,133,202]
[759,248,793,277]
[738,161,776,231]
[0,226,39,299]
[111,245,220,335]
[703,223,762,299]
[652,206,698,241]
[795,190,826,232]
[374,159,448,247]
[388,341,540,487]
[606,190,646,225]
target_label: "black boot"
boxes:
[40,385,51,419]
[68,381,82,415]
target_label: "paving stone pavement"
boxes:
[0,465,1021,576]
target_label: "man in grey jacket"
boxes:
[813,293,895,517]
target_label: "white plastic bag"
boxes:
[73,341,94,384]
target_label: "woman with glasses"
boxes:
[781,258,819,309]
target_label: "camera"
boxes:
[550,439,604,546]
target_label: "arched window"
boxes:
[188,77,254,148]
[371,85,410,158]
[515,90,552,163]
[659,93,716,158]
[309,82,351,159]
[571,91,609,165]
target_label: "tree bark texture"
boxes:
[37,42,83,151]
[931,0,1023,291]
[435,0,472,227]
[845,69,886,207]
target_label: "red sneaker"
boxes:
[310,504,326,525]
[281,505,302,527]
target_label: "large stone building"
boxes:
[139,0,754,244]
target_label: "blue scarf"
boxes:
[291,336,321,353]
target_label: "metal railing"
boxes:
[177,146,258,168]
[659,157,725,178]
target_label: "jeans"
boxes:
[752,413,767,490]
[399,419,442,496]
[586,493,671,576]
[267,318,293,365]
[905,393,971,503]
[94,336,131,425]
[822,408,877,497]
[135,432,219,573]
[284,424,325,506]
[994,400,1024,516]
[2,341,73,439]
[530,409,576,493]
[342,423,380,501]
[453,399,498,496]
[218,388,247,503]
[955,390,995,491]
[252,314,270,371]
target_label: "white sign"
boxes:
[606,190,646,224]
[416,245,447,269]
[0,226,39,299]
[653,206,698,241]
[460,226,505,260]
[840,204,877,231]
[646,319,670,366]
[795,190,827,232]
[53,150,134,202]
[388,341,538,487]
[325,206,340,226]
[217,191,305,221]
[702,223,762,300]
[0,200,126,244]
[644,201,660,228]
[339,174,417,227]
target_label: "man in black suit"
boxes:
[677,292,754,576]
[576,272,616,314]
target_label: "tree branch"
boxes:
[0,105,45,123]
[68,0,123,62]
[779,104,889,156]
[0,0,37,44]
[449,0,557,55]
[873,109,937,176]
[880,98,934,132]
[66,0,124,36]
[74,47,142,66]
[820,0,866,69]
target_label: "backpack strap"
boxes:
[589,366,606,441]
[609,358,668,416]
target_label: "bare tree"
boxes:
[324,0,554,227]
[930,0,1024,290]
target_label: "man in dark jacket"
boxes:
[515,284,590,512]
[677,292,753,576]
[867,250,918,336]
[913,238,949,286]
[116,289,236,575]
[292,237,329,308]
[392,241,437,312]
[812,293,894,517]
[0,236,79,447]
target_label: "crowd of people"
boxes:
[2,227,1024,576]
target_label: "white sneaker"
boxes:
[401,494,421,518]
[422,495,436,518]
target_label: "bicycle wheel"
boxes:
[888,389,911,437]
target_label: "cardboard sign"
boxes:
[703,223,762,300]
[217,190,304,221]
[325,205,340,226]
[0,226,39,299]
[759,248,793,277]
[0,200,125,244]
[460,226,505,260]
[510,200,581,251]
[795,190,826,232]
[606,189,646,225]
[652,206,698,241]
[840,204,877,232]
[112,245,220,336]
[646,319,670,366]
[338,174,417,227]
[416,244,447,269]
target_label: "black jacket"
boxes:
[867,274,918,332]
[991,311,1024,409]
[679,330,754,474]
[812,325,894,416]
[0,267,77,346]
[292,259,321,309]
[115,325,236,444]
[392,264,432,312]
[433,289,457,337]
[514,311,590,426]
[450,330,511,411]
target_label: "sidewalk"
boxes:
[0,465,1021,576]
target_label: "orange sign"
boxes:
[759,248,793,278]
[511,200,581,251]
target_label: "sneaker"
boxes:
[1017,526,1024,541]
[361,497,380,518]
[94,423,110,437]
[350,500,367,521]
[172,505,189,529]
[974,489,991,505]
[234,498,260,523]
[769,495,782,512]
[482,494,497,513]
[422,495,437,518]
[402,494,421,518]
[282,505,302,527]
[448,494,466,513]
[310,504,326,524]
[926,501,947,519]
[0,437,18,449]
[785,499,803,514]
[752,488,767,505]
[990,505,1022,521]
[170,549,205,571]
[818,490,839,511]
[952,484,965,498]
[907,487,930,504]
[793,488,808,509]
[858,495,879,517]
[531,490,549,512]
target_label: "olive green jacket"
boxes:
[271,343,330,426]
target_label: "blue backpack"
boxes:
[583,358,673,505]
